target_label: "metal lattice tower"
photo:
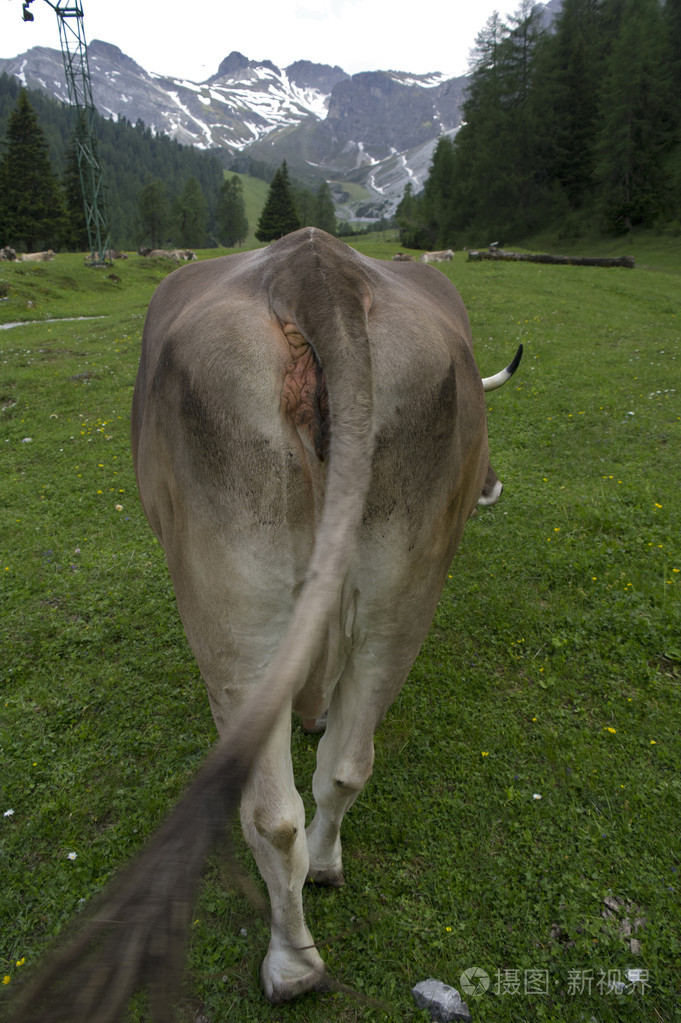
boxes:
[22,0,111,264]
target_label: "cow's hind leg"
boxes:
[239,706,328,1003]
[306,659,398,886]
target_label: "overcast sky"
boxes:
[2,0,531,81]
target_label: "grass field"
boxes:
[1,237,679,1023]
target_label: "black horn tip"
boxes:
[508,343,523,375]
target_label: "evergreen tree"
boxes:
[314,182,337,234]
[421,136,458,247]
[446,11,516,239]
[663,0,681,217]
[532,0,602,211]
[293,183,316,227]
[0,78,226,249]
[446,1,547,241]
[255,160,301,242]
[217,174,249,245]
[172,176,207,247]
[595,0,673,230]
[138,180,169,247]
[667,0,681,97]
[396,181,427,248]
[0,89,65,250]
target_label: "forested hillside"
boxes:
[0,76,350,251]
[0,73,226,249]
[398,0,681,248]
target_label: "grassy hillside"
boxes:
[1,242,679,1023]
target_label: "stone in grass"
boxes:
[412,978,472,1022]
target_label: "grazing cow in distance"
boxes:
[0,245,17,260]
[105,248,128,260]
[421,249,454,263]
[11,228,521,1020]
[171,248,197,261]
[20,249,54,262]
[392,252,414,261]
[145,248,197,261]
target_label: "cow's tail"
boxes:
[7,236,375,1023]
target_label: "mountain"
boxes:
[0,0,562,220]
[0,42,347,150]
[0,40,468,218]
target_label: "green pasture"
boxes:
[0,239,679,1022]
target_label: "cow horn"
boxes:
[481,343,523,392]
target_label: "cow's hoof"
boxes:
[307,865,346,887]
[260,952,329,1004]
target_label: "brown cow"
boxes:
[146,248,197,261]
[420,249,454,263]
[130,227,518,1002]
[20,249,54,262]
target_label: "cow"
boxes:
[392,252,414,261]
[11,228,521,1020]
[131,226,519,1000]
[104,248,128,260]
[146,248,197,261]
[20,249,54,262]
[420,249,454,263]
[0,245,17,260]
[171,248,197,261]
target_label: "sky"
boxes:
[2,0,531,81]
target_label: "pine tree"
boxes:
[447,2,547,241]
[595,0,673,230]
[217,174,249,246]
[0,89,66,251]
[138,180,169,248]
[533,0,602,211]
[421,136,458,247]
[255,161,301,242]
[172,176,207,247]
[314,182,337,234]
[663,0,681,218]
[293,183,316,228]
[446,12,515,239]
[395,182,425,248]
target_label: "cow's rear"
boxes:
[131,228,490,1003]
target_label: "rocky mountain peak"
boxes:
[209,50,279,81]
[285,60,348,93]
[88,39,148,77]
